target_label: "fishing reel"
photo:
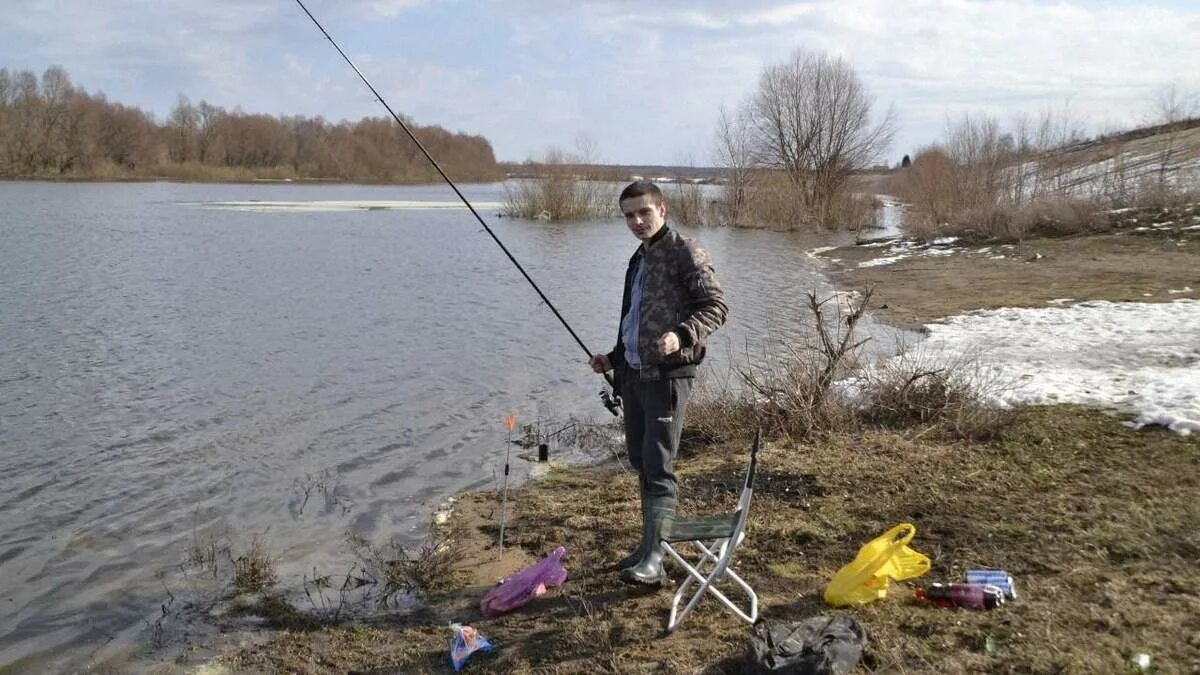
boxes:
[600,388,622,416]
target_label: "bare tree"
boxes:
[745,50,895,226]
[1147,83,1199,187]
[196,100,222,164]
[167,94,199,163]
[713,104,753,225]
[0,68,12,108]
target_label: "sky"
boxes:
[2,0,1199,166]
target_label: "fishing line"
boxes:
[293,0,621,415]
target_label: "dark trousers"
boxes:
[621,365,693,499]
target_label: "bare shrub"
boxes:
[733,289,873,439]
[1146,83,1199,189]
[829,191,879,231]
[346,523,463,605]
[667,181,708,227]
[502,145,615,221]
[733,171,806,229]
[860,345,1013,441]
[233,534,278,593]
[1020,194,1107,238]
[891,146,957,239]
[185,516,231,580]
[687,369,762,444]
[690,289,1014,442]
[896,99,1200,242]
[1132,173,1200,210]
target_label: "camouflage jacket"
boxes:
[606,227,728,381]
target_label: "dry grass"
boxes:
[644,177,877,231]
[858,346,1013,441]
[216,406,1200,673]
[690,289,1011,445]
[667,181,709,227]
[184,518,231,579]
[502,175,614,221]
[501,148,616,221]
[345,523,466,605]
[717,172,880,231]
[232,534,278,593]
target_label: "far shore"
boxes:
[0,174,496,186]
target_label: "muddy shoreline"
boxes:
[818,207,1199,330]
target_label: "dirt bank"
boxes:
[818,221,1199,330]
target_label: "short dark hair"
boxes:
[618,180,664,206]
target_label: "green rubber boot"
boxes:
[619,494,676,586]
[618,488,648,569]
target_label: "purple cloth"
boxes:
[480,546,568,616]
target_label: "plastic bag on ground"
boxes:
[480,545,568,616]
[824,523,930,607]
[449,622,493,671]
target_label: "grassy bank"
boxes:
[169,406,1199,673]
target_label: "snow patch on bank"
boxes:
[915,300,1200,434]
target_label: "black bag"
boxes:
[745,615,868,674]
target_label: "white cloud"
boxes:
[340,0,428,18]
[545,0,1200,158]
[2,0,1198,163]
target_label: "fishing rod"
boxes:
[293,0,621,416]
[498,413,516,554]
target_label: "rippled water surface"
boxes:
[0,180,888,668]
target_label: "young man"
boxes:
[590,180,728,585]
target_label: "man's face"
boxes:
[620,194,667,242]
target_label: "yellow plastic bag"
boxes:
[824,523,931,607]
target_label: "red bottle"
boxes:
[915,583,1004,609]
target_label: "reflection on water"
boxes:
[0,180,901,669]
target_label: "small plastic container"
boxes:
[965,569,1016,599]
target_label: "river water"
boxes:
[0,180,896,669]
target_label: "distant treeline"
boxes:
[0,66,503,183]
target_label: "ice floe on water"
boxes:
[805,245,839,259]
[185,200,505,213]
[859,254,909,268]
[855,237,962,268]
[911,299,1200,434]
